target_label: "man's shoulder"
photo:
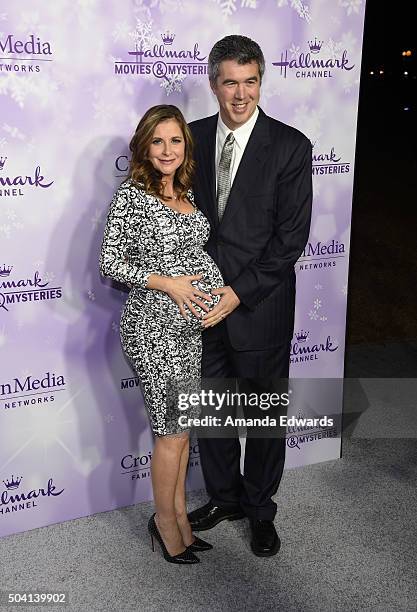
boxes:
[262,111,310,149]
[189,113,218,135]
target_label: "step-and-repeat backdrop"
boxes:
[0,0,366,537]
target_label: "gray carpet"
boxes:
[1,343,416,612]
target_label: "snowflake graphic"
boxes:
[218,0,237,17]
[6,209,17,222]
[315,283,323,291]
[91,209,104,230]
[308,309,319,321]
[160,73,186,95]
[277,0,312,22]
[2,124,25,140]
[87,290,96,301]
[104,414,114,424]
[43,271,55,283]
[339,0,362,15]
[313,299,322,309]
[112,21,132,43]
[319,316,328,322]
[111,321,119,332]
[325,38,343,61]
[241,0,257,8]
[0,224,11,239]
[129,19,156,50]
[289,43,300,58]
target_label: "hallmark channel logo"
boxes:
[114,21,207,90]
[0,34,52,74]
[290,330,339,364]
[272,37,354,79]
[0,474,64,516]
[1,371,66,410]
[0,156,54,198]
[312,142,350,176]
[296,239,346,272]
[286,411,338,450]
[0,265,62,313]
[121,443,200,481]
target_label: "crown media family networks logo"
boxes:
[0,265,62,313]
[0,34,52,73]
[0,156,53,198]
[1,371,66,410]
[114,23,207,85]
[0,474,64,518]
[272,36,355,79]
[121,442,200,482]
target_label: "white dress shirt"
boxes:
[215,106,259,190]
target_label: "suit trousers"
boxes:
[197,320,291,521]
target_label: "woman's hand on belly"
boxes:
[159,274,213,321]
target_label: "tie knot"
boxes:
[225,132,235,146]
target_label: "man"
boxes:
[187,35,312,556]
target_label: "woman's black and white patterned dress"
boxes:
[100,178,224,436]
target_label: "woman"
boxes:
[100,105,224,564]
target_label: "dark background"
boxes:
[346,0,417,344]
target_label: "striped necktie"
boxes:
[217,132,235,221]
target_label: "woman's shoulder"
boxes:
[114,178,153,205]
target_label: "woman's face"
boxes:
[148,118,185,179]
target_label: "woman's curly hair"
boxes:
[128,105,194,200]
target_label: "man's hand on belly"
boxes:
[201,286,240,328]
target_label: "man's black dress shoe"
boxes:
[187,501,245,531]
[249,519,281,557]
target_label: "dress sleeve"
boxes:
[99,182,155,289]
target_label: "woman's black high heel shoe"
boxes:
[187,535,213,552]
[148,514,200,564]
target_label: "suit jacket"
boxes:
[189,107,312,351]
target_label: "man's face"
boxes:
[210,59,261,130]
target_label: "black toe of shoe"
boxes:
[249,519,281,557]
[187,501,245,531]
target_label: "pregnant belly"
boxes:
[135,252,224,334]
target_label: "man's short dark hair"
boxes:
[208,35,265,84]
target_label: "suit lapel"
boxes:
[197,115,218,229]
[220,109,271,228]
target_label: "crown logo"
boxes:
[308,37,323,54]
[0,264,12,277]
[0,156,7,171]
[3,475,22,490]
[161,31,175,45]
[295,330,309,343]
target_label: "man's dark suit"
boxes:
[189,107,312,520]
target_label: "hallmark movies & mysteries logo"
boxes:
[272,36,354,79]
[0,265,62,313]
[312,142,350,176]
[0,34,52,73]
[114,23,207,83]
